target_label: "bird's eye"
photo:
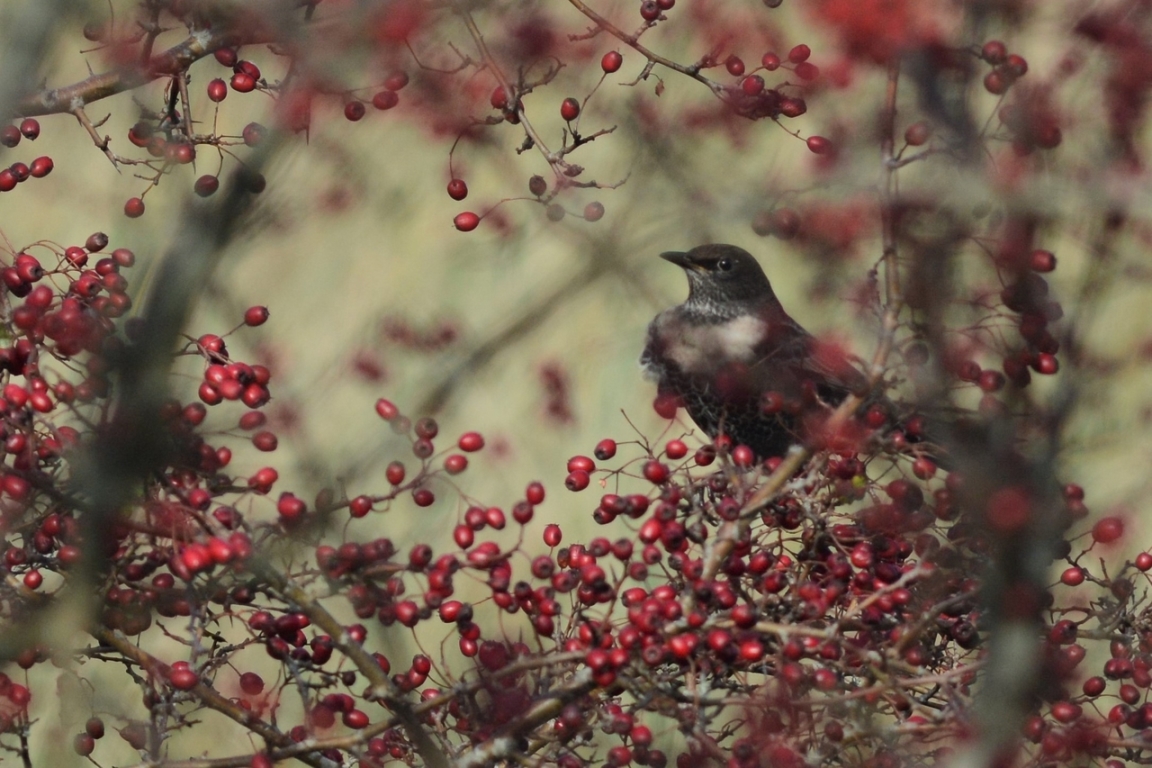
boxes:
[717,258,733,272]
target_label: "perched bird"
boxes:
[641,244,873,460]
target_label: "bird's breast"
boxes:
[651,311,768,376]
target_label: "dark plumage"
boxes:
[641,244,869,459]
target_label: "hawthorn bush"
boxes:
[0,0,1150,767]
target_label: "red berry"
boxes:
[594,439,617,460]
[240,672,264,696]
[372,91,399,110]
[741,75,765,95]
[458,432,484,452]
[194,175,219,197]
[447,179,468,200]
[375,398,400,421]
[384,71,410,91]
[584,201,605,221]
[904,122,931,146]
[0,126,19,147]
[1092,516,1124,544]
[543,524,562,547]
[601,51,623,73]
[18,119,39,140]
[231,72,256,92]
[639,1,660,21]
[731,445,755,468]
[1061,567,1085,586]
[806,136,832,155]
[526,481,546,504]
[642,461,669,484]
[207,79,228,102]
[794,62,820,81]
[1005,54,1028,78]
[1030,249,1056,272]
[453,212,480,232]
[761,52,781,71]
[1032,353,1059,375]
[74,734,95,756]
[983,71,1008,95]
[725,55,745,76]
[169,667,199,691]
[788,44,811,63]
[560,98,581,121]
[565,470,590,492]
[29,157,52,177]
[124,198,145,218]
[344,101,366,121]
[243,306,269,326]
[1136,552,1152,571]
[981,41,1007,64]
[912,457,937,479]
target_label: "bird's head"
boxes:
[661,244,778,316]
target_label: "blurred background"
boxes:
[5,0,1152,762]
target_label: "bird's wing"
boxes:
[750,320,868,403]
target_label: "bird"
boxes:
[640,243,875,460]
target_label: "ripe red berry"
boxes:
[1005,54,1028,78]
[384,71,410,91]
[169,667,199,691]
[565,470,590,491]
[594,439,617,460]
[18,118,39,140]
[243,306,270,326]
[1032,353,1059,375]
[454,212,480,232]
[601,51,623,73]
[741,75,765,95]
[74,733,95,756]
[806,136,832,155]
[239,672,264,696]
[725,55,745,76]
[231,72,256,92]
[543,524,562,547]
[458,432,484,452]
[560,98,580,121]
[1136,552,1152,571]
[981,41,1007,64]
[526,481,546,505]
[761,52,781,71]
[640,1,660,21]
[904,122,931,146]
[0,126,20,147]
[983,71,1008,95]
[1061,567,1085,586]
[194,175,219,197]
[372,91,399,110]
[207,79,228,102]
[447,179,468,200]
[794,62,820,81]
[344,101,366,121]
[29,157,53,177]
[731,445,755,468]
[1030,249,1056,272]
[788,44,811,63]
[1092,516,1124,544]
[642,461,669,484]
[349,495,372,517]
[912,457,937,479]
[124,198,145,218]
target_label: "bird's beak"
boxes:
[660,251,704,272]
